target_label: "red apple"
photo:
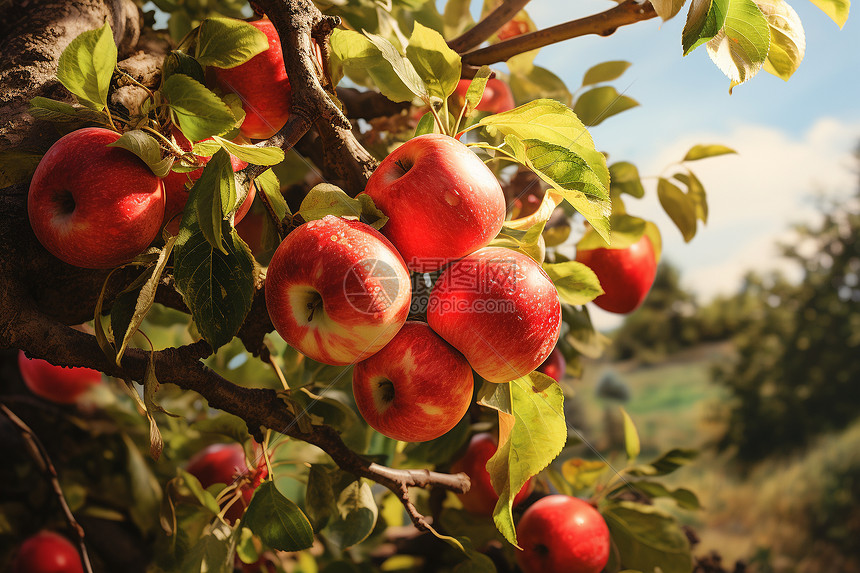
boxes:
[13,531,83,573]
[575,234,657,314]
[427,247,561,383]
[497,18,531,41]
[454,78,515,114]
[362,134,506,272]
[537,347,565,382]
[210,18,321,140]
[265,215,411,365]
[162,129,255,234]
[516,495,610,573]
[186,443,267,524]
[352,321,473,442]
[450,433,533,515]
[17,350,102,404]
[27,127,165,269]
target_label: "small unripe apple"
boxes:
[28,127,165,269]
[265,215,411,365]
[537,347,565,382]
[352,321,473,442]
[575,234,657,314]
[454,78,515,114]
[427,247,561,383]
[186,443,266,524]
[497,18,531,41]
[13,531,83,573]
[210,18,321,140]
[516,495,610,573]
[362,134,506,272]
[17,350,102,404]
[450,433,533,515]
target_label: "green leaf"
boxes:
[28,97,110,125]
[176,469,222,515]
[162,50,205,84]
[706,0,771,89]
[808,0,850,27]
[405,22,461,100]
[682,143,737,161]
[330,29,417,103]
[173,220,256,351]
[651,0,687,19]
[191,413,250,445]
[122,433,162,536]
[186,149,237,252]
[620,407,640,461]
[242,481,314,551]
[415,112,436,136]
[56,20,117,109]
[657,177,698,242]
[627,448,698,477]
[487,373,566,547]
[542,260,604,305]
[305,465,335,530]
[162,74,237,143]
[114,237,177,364]
[756,0,808,80]
[509,64,573,107]
[461,66,493,118]
[196,17,269,68]
[0,149,43,187]
[560,459,608,491]
[674,171,708,223]
[256,168,289,221]
[490,221,546,262]
[581,60,632,86]
[643,221,663,263]
[573,86,639,127]
[180,521,237,573]
[107,130,174,177]
[609,161,645,199]
[562,304,610,359]
[327,479,378,549]
[577,213,647,251]
[602,501,693,573]
[625,481,702,510]
[683,0,730,54]
[199,135,284,166]
[364,31,429,101]
[491,134,611,243]
[300,183,362,221]
[443,0,475,38]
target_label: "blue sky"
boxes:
[512,1,859,328]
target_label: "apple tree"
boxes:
[0,0,845,572]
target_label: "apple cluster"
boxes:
[265,133,563,442]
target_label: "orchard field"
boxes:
[0,0,856,572]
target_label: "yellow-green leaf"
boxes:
[757,0,806,81]
[705,0,771,90]
[808,0,850,27]
[56,21,117,110]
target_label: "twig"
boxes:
[448,0,533,54]
[0,404,95,573]
[461,0,658,66]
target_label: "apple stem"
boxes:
[306,293,323,322]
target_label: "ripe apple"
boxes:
[516,495,610,573]
[454,77,516,114]
[27,127,165,269]
[186,443,267,524]
[17,350,102,404]
[13,531,83,573]
[210,18,321,140]
[265,215,411,365]
[537,347,565,382]
[427,247,561,383]
[162,129,255,234]
[352,321,473,442]
[362,134,505,272]
[575,234,657,314]
[450,433,533,515]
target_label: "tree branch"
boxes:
[461,0,658,67]
[0,404,95,573]
[448,0,532,54]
